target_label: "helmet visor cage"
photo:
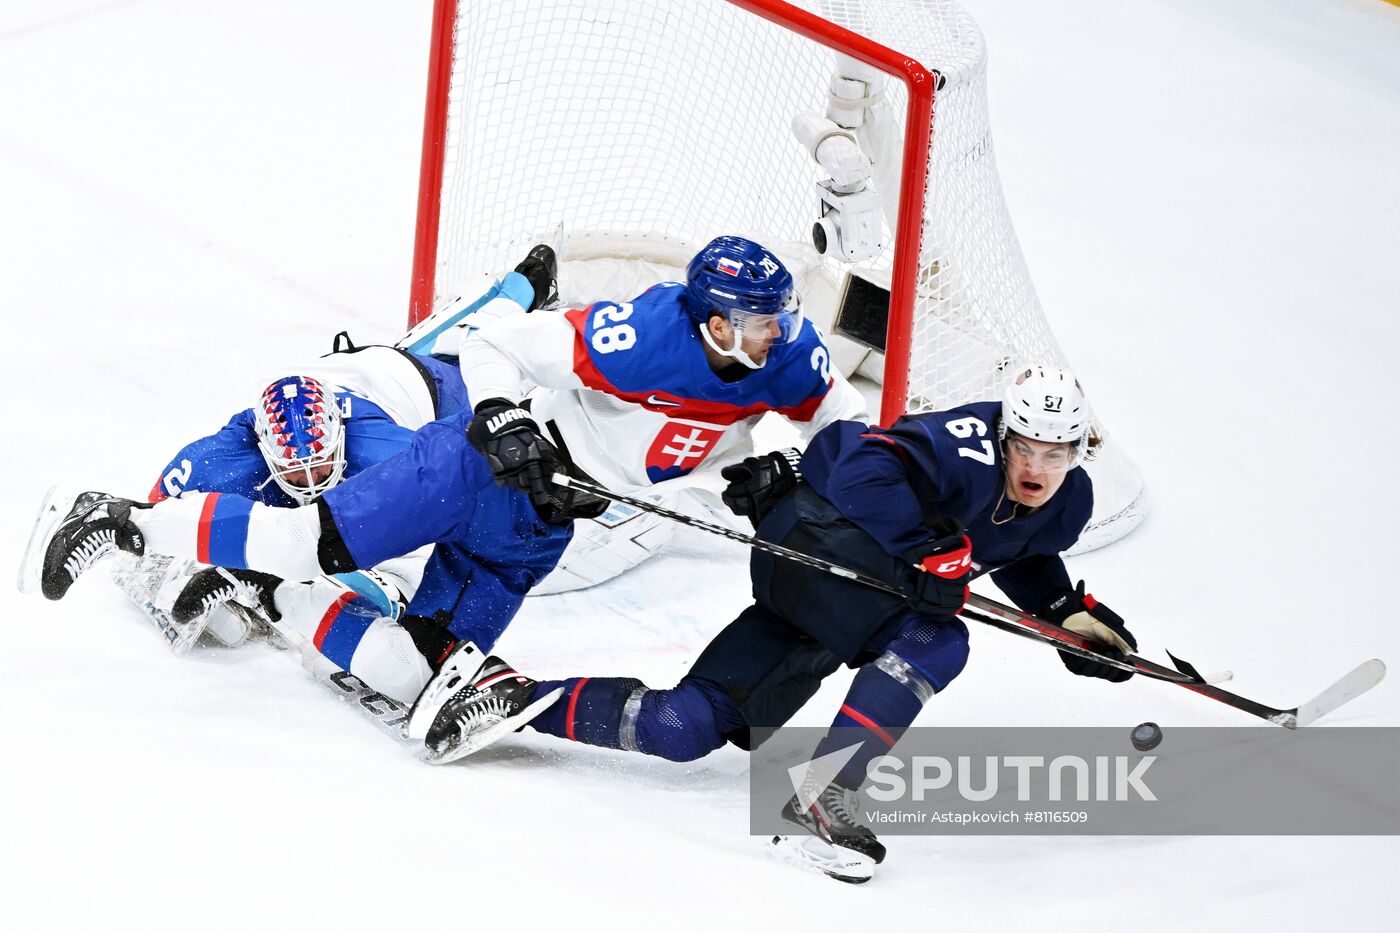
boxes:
[1002,432,1084,474]
[727,291,804,347]
[262,441,347,501]
[256,378,348,504]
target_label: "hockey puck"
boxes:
[1131,722,1163,752]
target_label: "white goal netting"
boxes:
[413,0,1146,550]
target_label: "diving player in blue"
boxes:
[423,365,1139,883]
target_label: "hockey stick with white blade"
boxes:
[551,473,1385,728]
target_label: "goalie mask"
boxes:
[254,376,347,504]
[998,364,1092,472]
[686,236,804,369]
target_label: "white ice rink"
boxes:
[1,0,1397,929]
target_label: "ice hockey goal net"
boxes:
[407,0,1147,550]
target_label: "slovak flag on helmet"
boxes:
[716,256,743,276]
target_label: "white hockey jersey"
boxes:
[458,282,869,492]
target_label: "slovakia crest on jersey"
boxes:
[644,423,724,482]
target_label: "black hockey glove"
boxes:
[901,518,973,620]
[721,448,802,525]
[1040,581,1137,682]
[535,463,611,525]
[467,398,561,500]
[171,567,283,625]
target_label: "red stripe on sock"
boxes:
[565,677,590,742]
[839,703,897,748]
[312,590,358,651]
[196,494,220,564]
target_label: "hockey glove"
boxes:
[467,398,561,500]
[721,448,802,524]
[1041,581,1137,682]
[901,518,973,619]
[535,463,611,525]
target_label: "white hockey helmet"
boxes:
[998,364,1092,468]
[254,376,348,505]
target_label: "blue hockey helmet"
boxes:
[686,236,804,368]
[253,376,347,504]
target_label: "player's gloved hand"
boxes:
[1041,581,1137,682]
[901,518,972,619]
[721,448,802,524]
[537,463,611,524]
[467,398,560,499]
[171,567,283,625]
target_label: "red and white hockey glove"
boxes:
[902,518,972,619]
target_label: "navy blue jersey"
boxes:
[799,401,1093,614]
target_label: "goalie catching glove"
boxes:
[1041,581,1137,682]
[901,518,972,620]
[721,448,802,524]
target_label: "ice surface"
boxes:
[1,1,1396,929]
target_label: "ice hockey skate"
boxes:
[407,651,563,765]
[19,488,145,600]
[770,782,886,884]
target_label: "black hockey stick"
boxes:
[551,473,1385,728]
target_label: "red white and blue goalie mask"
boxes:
[253,376,347,504]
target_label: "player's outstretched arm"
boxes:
[458,308,584,405]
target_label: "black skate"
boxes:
[171,567,283,626]
[167,566,285,647]
[771,782,886,884]
[407,651,563,765]
[513,243,559,312]
[20,488,145,601]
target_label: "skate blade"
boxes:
[769,834,875,885]
[421,686,565,765]
[17,486,72,595]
